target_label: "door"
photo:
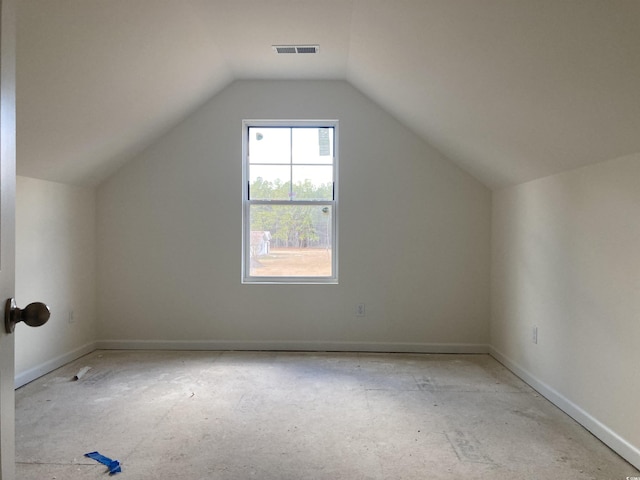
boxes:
[0,0,16,479]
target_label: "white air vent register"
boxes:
[272,45,319,54]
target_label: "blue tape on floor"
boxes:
[85,451,122,475]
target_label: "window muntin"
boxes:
[242,121,338,283]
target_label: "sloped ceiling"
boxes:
[17,0,640,189]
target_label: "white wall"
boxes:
[15,176,97,386]
[97,80,491,351]
[491,152,640,467]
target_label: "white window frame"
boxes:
[242,120,339,284]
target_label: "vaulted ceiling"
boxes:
[17,0,640,189]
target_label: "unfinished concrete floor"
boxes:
[15,351,638,479]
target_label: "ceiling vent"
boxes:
[272,45,319,54]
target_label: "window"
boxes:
[242,120,338,283]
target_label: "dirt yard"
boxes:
[251,248,332,277]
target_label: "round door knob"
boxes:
[4,298,51,334]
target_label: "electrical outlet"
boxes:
[356,303,365,317]
[532,326,538,344]
[68,310,76,324]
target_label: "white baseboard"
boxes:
[15,342,97,389]
[95,339,490,354]
[489,346,640,471]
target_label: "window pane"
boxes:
[249,127,291,164]
[292,165,333,200]
[249,204,333,277]
[249,165,291,200]
[292,127,333,164]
